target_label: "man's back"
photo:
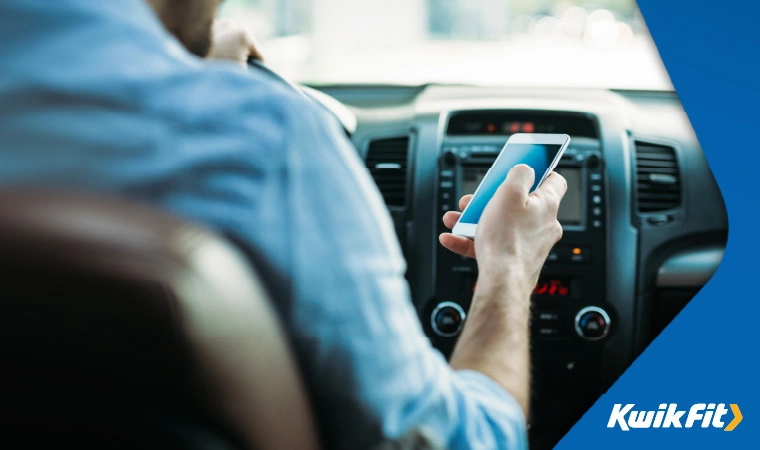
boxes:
[0,1,529,449]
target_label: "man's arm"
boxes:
[442,167,567,415]
[450,271,532,414]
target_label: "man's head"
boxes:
[145,0,224,57]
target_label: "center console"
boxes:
[422,110,613,443]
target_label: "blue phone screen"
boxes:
[459,143,563,225]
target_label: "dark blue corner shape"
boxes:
[558,1,759,449]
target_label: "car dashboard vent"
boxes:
[365,137,410,207]
[635,142,681,213]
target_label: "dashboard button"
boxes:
[586,154,601,168]
[537,311,561,321]
[590,173,602,181]
[569,247,590,263]
[537,327,562,336]
[533,310,568,336]
[593,207,602,216]
[574,306,611,340]
[443,151,458,166]
[553,247,589,263]
[592,195,602,204]
[431,302,466,337]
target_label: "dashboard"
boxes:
[313,84,728,448]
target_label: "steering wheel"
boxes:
[247,58,357,136]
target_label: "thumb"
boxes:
[499,164,535,204]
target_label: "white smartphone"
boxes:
[452,133,571,238]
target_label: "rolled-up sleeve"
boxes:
[450,370,528,448]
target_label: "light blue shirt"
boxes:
[0,1,528,448]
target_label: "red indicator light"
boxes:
[510,122,520,133]
[486,123,496,133]
[533,279,571,297]
[522,122,535,133]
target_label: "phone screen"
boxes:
[458,143,564,225]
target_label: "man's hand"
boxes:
[207,18,264,66]
[476,165,566,286]
[440,165,567,289]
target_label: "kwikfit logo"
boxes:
[608,403,742,431]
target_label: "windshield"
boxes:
[220,0,673,90]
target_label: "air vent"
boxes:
[366,137,410,207]
[635,142,681,213]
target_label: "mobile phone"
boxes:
[452,133,571,238]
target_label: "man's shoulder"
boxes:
[145,62,311,139]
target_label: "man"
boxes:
[0,1,567,449]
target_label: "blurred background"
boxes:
[220,0,672,90]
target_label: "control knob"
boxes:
[574,306,611,340]
[431,302,466,337]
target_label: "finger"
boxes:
[536,171,568,204]
[439,233,476,259]
[458,194,473,212]
[442,211,462,229]
[499,164,535,204]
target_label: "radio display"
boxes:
[461,167,584,226]
[555,168,583,226]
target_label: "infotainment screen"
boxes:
[555,168,583,226]
[461,166,584,226]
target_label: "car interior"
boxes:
[329,83,727,448]
[0,1,728,449]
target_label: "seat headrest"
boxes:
[0,189,320,450]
